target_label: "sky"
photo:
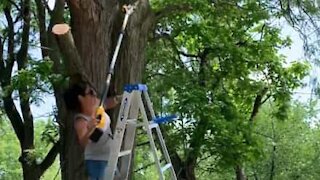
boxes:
[277,23,312,102]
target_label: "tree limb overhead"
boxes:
[52,23,91,84]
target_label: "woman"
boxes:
[63,81,121,180]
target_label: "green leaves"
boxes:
[0,118,59,179]
[2,58,65,105]
[40,119,59,145]
[145,0,311,177]
[250,102,320,179]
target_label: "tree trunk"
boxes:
[180,159,197,180]
[269,119,276,180]
[21,162,41,180]
[58,0,153,179]
[169,157,196,180]
[235,165,247,180]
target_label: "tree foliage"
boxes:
[0,0,60,179]
[0,117,60,179]
[145,0,311,178]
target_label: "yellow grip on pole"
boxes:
[96,106,106,129]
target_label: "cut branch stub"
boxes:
[52,23,90,85]
[52,24,71,35]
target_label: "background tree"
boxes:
[246,101,320,179]
[145,1,310,179]
[0,1,59,179]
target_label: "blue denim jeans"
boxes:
[85,160,108,180]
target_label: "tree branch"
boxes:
[35,0,49,58]
[17,0,34,150]
[1,5,26,146]
[157,33,188,70]
[3,96,24,144]
[17,0,31,69]
[0,36,4,75]
[42,0,54,15]
[178,50,199,58]
[3,7,15,82]
[47,0,65,76]
[279,0,298,26]
[253,131,273,139]
[249,87,268,122]
[52,23,90,84]
[39,140,61,175]
[155,3,193,21]
[8,0,21,11]
[146,72,166,80]
[261,94,271,105]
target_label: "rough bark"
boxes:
[52,23,91,84]
[52,0,153,179]
[51,0,196,179]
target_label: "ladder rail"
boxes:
[105,91,135,180]
[155,125,177,180]
[138,95,164,180]
[143,90,157,119]
[118,92,140,179]
[144,90,177,180]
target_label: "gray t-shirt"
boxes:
[75,113,113,161]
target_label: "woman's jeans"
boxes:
[85,160,108,180]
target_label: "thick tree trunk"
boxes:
[58,0,153,179]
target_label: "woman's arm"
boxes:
[104,95,122,110]
[74,118,97,147]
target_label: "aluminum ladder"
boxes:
[105,84,177,180]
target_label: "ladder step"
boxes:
[161,163,172,172]
[126,118,137,124]
[149,122,158,129]
[118,150,132,157]
[136,123,144,127]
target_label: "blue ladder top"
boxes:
[153,115,177,124]
[124,84,148,92]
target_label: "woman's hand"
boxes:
[104,94,123,109]
[87,116,98,132]
[114,94,123,104]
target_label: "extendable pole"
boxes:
[100,5,136,107]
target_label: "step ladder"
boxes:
[105,84,177,180]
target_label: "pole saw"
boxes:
[90,4,137,142]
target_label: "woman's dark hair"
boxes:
[63,81,88,112]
